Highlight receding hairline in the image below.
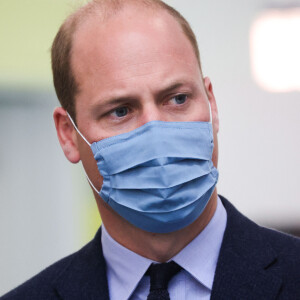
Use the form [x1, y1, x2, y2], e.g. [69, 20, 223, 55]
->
[69, 0, 182, 26]
[51, 0, 202, 122]
[68, 0, 201, 64]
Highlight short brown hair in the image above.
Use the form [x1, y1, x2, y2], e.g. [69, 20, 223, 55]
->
[51, 0, 202, 122]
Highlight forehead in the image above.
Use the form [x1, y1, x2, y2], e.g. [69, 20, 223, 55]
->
[71, 6, 200, 85]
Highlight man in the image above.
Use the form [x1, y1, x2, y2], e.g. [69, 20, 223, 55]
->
[2, 0, 300, 299]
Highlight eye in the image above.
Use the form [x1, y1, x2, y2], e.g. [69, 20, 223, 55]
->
[112, 106, 128, 118]
[170, 94, 188, 105]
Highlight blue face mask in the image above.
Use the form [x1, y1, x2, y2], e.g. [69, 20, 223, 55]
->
[68, 107, 218, 233]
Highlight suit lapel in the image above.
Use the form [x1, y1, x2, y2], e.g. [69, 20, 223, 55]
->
[53, 228, 110, 300]
[211, 196, 282, 300]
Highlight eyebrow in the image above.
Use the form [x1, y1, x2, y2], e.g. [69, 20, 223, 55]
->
[160, 82, 187, 95]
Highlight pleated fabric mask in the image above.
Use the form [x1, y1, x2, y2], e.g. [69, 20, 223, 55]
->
[67, 106, 218, 233]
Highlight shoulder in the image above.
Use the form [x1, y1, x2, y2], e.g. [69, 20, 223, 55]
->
[258, 224, 300, 274]
[217, 195, 300, 298]
[1, 249, 80, 299]
[245, 216, 300, 297]
[221, 195, 300, 263]
[260, 222, 300, 248]
[220, 194, 300, 248]
[0, 229, 108, 300]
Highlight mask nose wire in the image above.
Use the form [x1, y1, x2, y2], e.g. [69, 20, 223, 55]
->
[66, 112, 100, 194]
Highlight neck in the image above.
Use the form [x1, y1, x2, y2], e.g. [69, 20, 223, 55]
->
[97, 189, 218, 262]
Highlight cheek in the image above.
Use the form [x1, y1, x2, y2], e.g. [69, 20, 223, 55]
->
[79, 139, 104, 191]
[187, 101, 210, 122]
[212, 131, 219, 168]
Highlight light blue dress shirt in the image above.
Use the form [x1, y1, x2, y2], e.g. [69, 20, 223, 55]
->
[102, 197, 227, 300]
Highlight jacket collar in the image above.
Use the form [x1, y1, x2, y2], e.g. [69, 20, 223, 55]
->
[52, 196, 283, 299]
[211, 196, 282, 299]
[53, 228, 110, 300]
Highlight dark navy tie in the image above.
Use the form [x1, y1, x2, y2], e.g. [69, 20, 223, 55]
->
[146, 261, 182, 300]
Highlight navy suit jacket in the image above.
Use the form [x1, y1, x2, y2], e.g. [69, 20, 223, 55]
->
[2, 196, 300, 299]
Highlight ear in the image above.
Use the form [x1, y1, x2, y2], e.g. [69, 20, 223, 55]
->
[53, 107, 81, 163]
[204, 77, 219, 133]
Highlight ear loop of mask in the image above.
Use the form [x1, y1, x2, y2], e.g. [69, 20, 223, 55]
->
[66, 103, 212, 195]
[66, 112, 91, 147]
[208, 101, 213, 124]
[66, 112, 100, 194]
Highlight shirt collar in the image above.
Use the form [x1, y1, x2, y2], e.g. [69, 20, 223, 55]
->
[172, 196, 227, 290]
[101, 196, 227, 299]
[101, 225, 153, 300]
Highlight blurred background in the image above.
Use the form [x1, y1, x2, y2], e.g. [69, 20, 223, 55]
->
[0, 0, 299, 295]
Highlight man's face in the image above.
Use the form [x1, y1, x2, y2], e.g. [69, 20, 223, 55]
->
[70, 7, 218, 192]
